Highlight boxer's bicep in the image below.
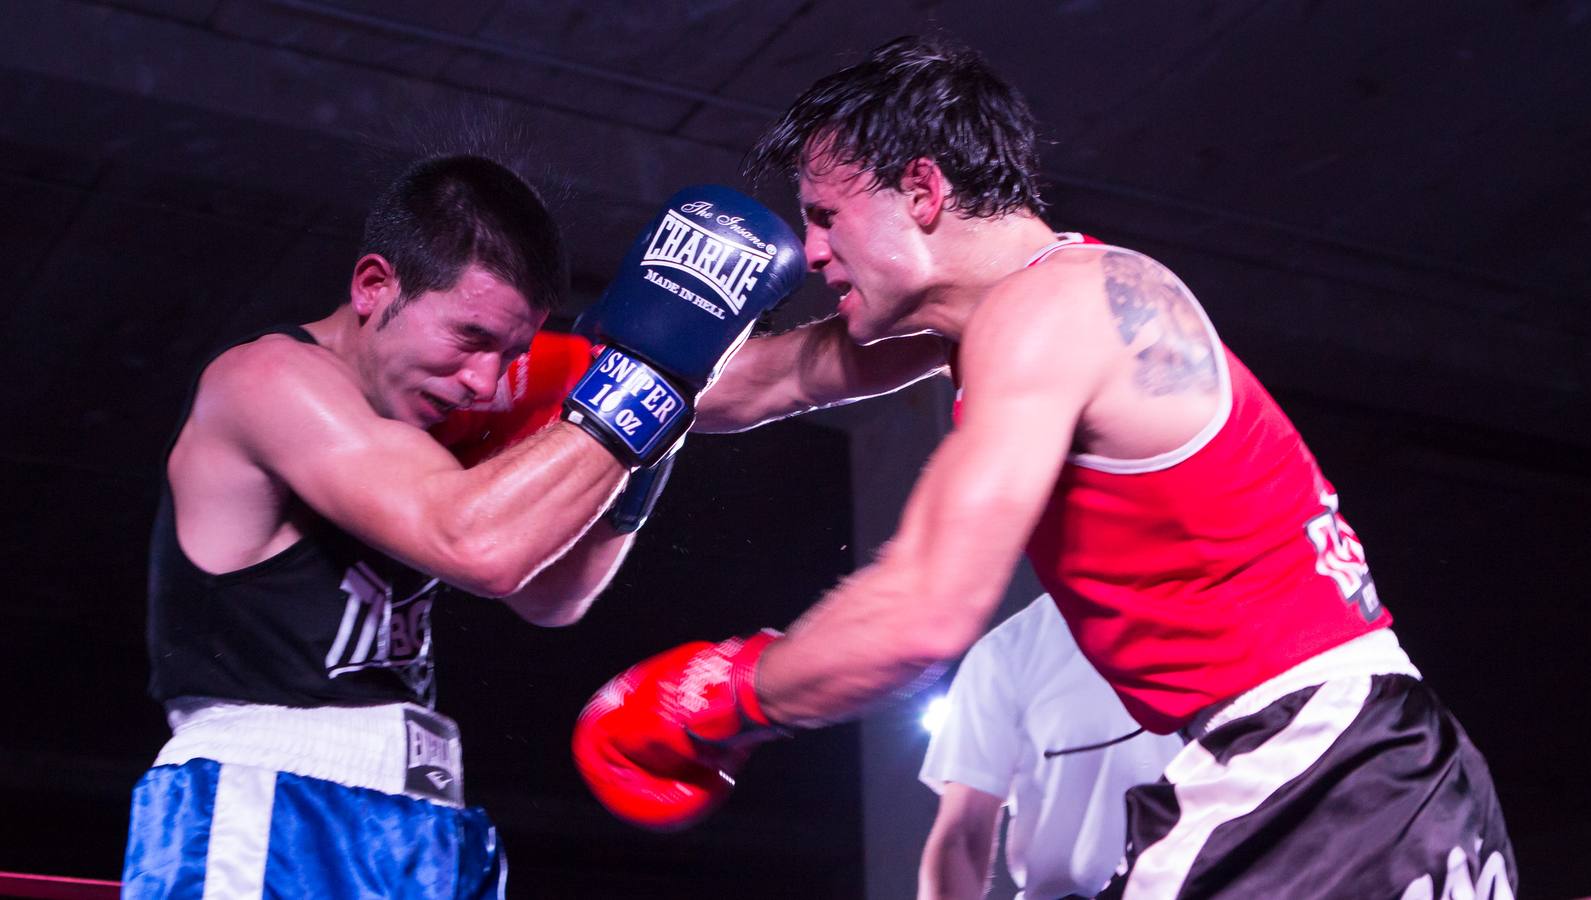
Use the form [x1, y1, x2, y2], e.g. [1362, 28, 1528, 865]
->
[884, 268, 1115, 651]
[220, 346, 623, 596]
[207, 340, 464, 559]
[757, 273, 1113, 725]
[829, 329, 949, 402]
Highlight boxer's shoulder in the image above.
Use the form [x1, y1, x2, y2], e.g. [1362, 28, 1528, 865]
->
[209, 330, 338, 378]
[1087, 246, 1214, 333]
[961, 258, 1118, 374]
[188, 333, 369, 453]
[202, 332, 355, 406]
[969, 244, 1218, 376]
[984, 248, 1110, 321]
[1019, 241, 1196, 307]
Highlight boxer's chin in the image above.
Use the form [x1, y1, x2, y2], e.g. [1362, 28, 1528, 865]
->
[837, 291, 878, 342]
[844, 308, 900, 347]
[841, 313, 871, 344]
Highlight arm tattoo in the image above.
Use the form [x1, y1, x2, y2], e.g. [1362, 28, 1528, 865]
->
[1101, 251, 1219, 397]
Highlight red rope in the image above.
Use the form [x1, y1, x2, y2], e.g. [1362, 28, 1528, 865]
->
[0, 871, 121, 900]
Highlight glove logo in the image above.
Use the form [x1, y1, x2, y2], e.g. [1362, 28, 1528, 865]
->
[678, 201, 780, 254]
[643, 208, 774, 315]
[678, 650, 732, 714]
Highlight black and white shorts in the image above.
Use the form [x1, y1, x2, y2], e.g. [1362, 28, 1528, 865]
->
[1098, 673, 1515, 899]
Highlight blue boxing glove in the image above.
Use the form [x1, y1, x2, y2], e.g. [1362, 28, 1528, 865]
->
[606, 448, 678, 534]
[564, 185, 803, 467]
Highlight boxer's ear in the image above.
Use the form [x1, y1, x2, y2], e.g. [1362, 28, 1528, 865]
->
[900, 158, 948, 229]
[350, 254, 399, 320]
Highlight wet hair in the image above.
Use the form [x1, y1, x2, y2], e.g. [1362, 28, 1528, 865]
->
[745, 34, 1044, 219]
[360, 155, 568, 325]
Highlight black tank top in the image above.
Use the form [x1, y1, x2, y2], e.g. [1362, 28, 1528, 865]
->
[146, 326, 444, 708]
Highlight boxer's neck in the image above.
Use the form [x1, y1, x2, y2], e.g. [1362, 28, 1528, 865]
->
[906, 211, 1060, 342]
[302, 305, 378, 401]
[302, 305, 355, 360]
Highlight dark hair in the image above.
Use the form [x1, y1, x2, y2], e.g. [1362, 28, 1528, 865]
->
[745, 35, 1044, 219]
[360, 155, 567, 323]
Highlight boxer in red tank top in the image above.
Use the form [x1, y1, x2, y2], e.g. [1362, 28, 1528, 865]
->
[943, 238, 1394, 736]
[575, 35, 1515, 899]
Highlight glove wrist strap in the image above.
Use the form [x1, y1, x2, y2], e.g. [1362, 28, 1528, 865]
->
[726, 630, 783, 731]
[683, 630, 791, 747]
[563, 346, 692, 467]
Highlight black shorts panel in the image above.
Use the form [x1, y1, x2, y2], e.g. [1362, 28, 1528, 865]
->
[1099, 675, 1515, 899]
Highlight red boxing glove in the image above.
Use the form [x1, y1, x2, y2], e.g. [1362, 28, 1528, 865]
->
[572, 630, 789, 831]
[431, 330, 593, 467]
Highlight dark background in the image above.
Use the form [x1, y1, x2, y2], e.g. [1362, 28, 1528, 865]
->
[1, 1, 1588, 897]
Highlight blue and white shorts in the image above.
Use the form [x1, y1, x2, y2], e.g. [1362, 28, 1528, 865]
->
[123, 699, 505, 899]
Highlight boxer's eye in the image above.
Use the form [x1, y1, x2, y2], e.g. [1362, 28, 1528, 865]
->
[453, 324, 497, 351]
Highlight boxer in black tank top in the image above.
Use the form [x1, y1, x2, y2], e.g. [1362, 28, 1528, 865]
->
[125, 155, 642, 900]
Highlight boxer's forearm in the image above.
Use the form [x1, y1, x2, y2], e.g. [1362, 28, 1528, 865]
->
[695, 320, 947, 433]
[434, 422, 626, 597]
[694, 321, 836, 432]
[500, 520, 634, 626]
[756, 554, 986, 726]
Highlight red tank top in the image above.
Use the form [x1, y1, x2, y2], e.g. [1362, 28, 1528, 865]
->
[956, 239, 1391, 733]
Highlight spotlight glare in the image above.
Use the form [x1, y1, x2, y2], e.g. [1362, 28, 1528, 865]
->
[921, 695, 949, 734]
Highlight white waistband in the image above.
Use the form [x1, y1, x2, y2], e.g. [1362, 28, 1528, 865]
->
[154, 697, 465, 807]
[1183, 629, 1421, 741]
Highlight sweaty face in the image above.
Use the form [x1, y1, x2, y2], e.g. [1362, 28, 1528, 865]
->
[367, 265, 543, 427]
[797, 158, 928, 343]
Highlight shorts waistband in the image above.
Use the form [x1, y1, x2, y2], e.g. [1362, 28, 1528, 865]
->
[154, 697, 465, 807]
[1182, 629, 1421, 742]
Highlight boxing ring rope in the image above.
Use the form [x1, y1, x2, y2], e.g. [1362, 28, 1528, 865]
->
[0, 872, 119, 900]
